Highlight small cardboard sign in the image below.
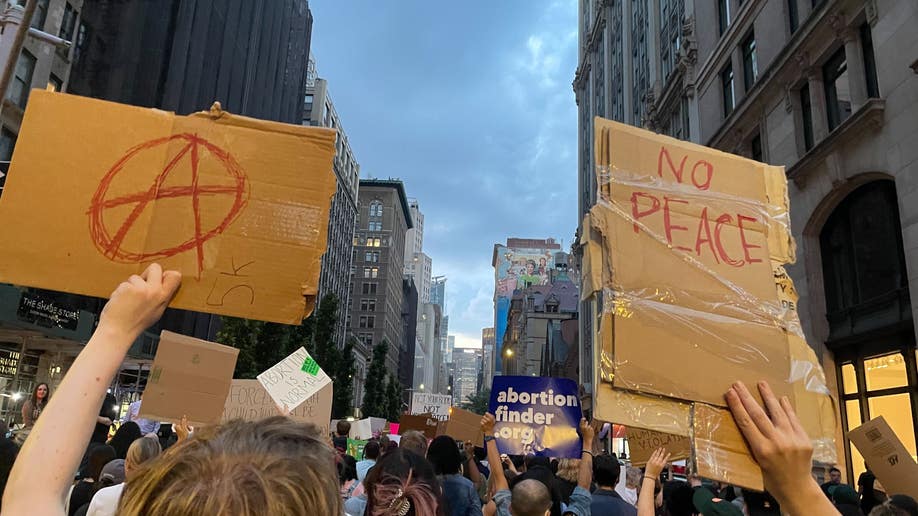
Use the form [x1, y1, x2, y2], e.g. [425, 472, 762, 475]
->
[848, 416, 918, 499]
[257, 347, 331, 412]
[399, 413, 439, 440]
[436, 406, 483, 447]
[349, 417, 388, 440]
[411, 392, 452, 421]
[0, 90, 337, 324]
[139, 330, 238, 427]
[221, 379, 332, 436]
[626, 428, 691, 466]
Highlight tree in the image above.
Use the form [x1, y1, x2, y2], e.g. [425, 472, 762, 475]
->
[361, 341, 389, 418]
[218, 318, 297, 379]
[460, 388, 490, 415]
[333, 337, 357, 419]
[384, 374, 402, 422]
[303, 293, 339, 375]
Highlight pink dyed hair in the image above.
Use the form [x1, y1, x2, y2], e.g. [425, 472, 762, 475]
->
[369, 470, 440, 516]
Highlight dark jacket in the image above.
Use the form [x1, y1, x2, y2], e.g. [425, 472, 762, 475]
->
[591, 488, 637, 516]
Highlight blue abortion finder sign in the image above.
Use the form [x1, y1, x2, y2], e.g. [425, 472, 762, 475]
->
[488, 376, 583, 458]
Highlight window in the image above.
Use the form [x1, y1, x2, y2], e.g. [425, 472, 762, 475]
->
[741, 32, 758, 90]
[360, 299, 376, 311]
[358, 333, 373, 347]
[823, 47, 851, 131]
[365, 251, 379, 263]
[800, 84, 814, 151]
[7, 50, 36, 109]
[362, 283, 378, 295]
[47, 74, 62, 93]
[787, 0, 799, 34]
[721, 64, 735, 117]
[58, 2, 77, 41]
[31, 0, 49, 29]
[750, 133, 763, 162]
[367, 237, 381, 247]
[368, 221, 382, 231]
[72, 22, 90, 64]
[369, 201, 383, 218]
[359, 316, 375, 329]
[363, 267, 378, 278]
[0, 127, 17, 161]
[305, 94, 313, 106]
[718, 0, 731, 35]
[860, 23, 879, 98]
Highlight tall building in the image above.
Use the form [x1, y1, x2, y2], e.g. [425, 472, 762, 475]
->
[575, 0, 918, 480]
[430, 276, 447, 313]
[453, 348, 482, 407]
[492, 238, 562, 375]
[481, 327, 495, 389]
[414, 302, 442, 392]
[400, 278, 418, 398]
[347, 179, 413, 395]
[303, 55, 360, 351]
[404, 200, 432, 304]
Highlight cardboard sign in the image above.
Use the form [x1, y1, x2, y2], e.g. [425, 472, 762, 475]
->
[626, 428, 691, 466]
[349, 417, 388, 440]
[488, 376, 582, 458]
[399, 414, 439, 440]
[411, 392, 452, 421]
[848, 417, 918, 499]
[221, 379, 332, 436]
[139, 330, 238, 427]
[436, 406, 483, 447]
[0, 90, 336, 324]
[257, 347, 332, 412]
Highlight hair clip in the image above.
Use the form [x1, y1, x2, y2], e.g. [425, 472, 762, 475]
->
[387, 488, 411, 516]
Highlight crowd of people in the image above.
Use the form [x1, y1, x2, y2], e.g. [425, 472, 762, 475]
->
[0, 264, 913, 516]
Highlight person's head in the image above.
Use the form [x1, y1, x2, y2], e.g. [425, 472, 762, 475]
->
[625, 466, 642, 489]
[338, 454, 358, 484]
[592, 454, 622, 489]
[110, 421, 142, 459]
[364, 440, 381, 461]
[365, 448, 443, 516]
[693, 487, 743, 516]
[741, 489, 781, 516]
[99, 459, 126, 487]
[526, 260, 536, 274]
[888, 495, 918, 516]
[829, 467, 842, 484]
[870, 505, 910, 516]
[426, 436, 462, 475]
[555, 458, 579, 484]
[663, 480, 696, 516]
[829, 485, 859, 506]
[337, 420, 351, 437]
[511, 479, 552, 516]
[399, 430, 428, 458]
[87, 444, 117, 482]
[125, 436, 161, 479]
[31, 383, 50, 406]
[119, 417, 341, 515]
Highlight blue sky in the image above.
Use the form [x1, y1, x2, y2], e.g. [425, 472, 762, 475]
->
[309, 1, 579, 348]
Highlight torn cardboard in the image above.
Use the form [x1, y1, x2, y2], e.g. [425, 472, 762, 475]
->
[0, 90, 336, 324]
[257, 347, 332, 412]
[139, 330, 238, 427]
[399, 414, 439, 440]
[221, 379, 332, 436]
[626, 428, 690, 466]
[436, 407, 484, 447]
[588, 117, 836, 490]
[848, 417, 918, 499]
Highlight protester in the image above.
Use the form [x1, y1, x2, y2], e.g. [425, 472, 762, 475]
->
[821, 466, 843, 497]
[638, 449, 672, 516]
[858, 464, 882, 514]
[358, 440, 381, 483]
[120, 398, 160, 436]
[592, 453, 637, 515]
[869, 495, 918, 516]
[335, 420, 352, 452]
[86, 436, 161, 516]
[339, 454, 359, 500]
[67, 445, 115, 516]
[508, 455, 565, 516]
[481, 412, 594, 516]
[553, 458, 578, 504]
[427, 435, 482, 516]
[617, 466, 640, 507]
[693, 486, 743, 516]
[462, 441, 487, 502]
[831, 485, 867, 516]
[16, 382, 51, 445]
[91, 393, 118, 445]
[0, 427, 18, 511]
[107, 421, 141, 460]
[741, 489, 781, 516]
[400, 430, 429, 458]
[364, 447, 446, 516]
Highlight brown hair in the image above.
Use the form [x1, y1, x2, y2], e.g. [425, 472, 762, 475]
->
[125, 436, 161, 476]
[118, 417, 341, 515]
[555, 458, 579, 484]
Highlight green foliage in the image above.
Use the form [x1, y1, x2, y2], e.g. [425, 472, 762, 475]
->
[217, 318, 297, 379]
[333, 337, 357, 418]
[361, 341, 389, 418]
[385, 373, 402, 422]
[460, 388, 491, 415]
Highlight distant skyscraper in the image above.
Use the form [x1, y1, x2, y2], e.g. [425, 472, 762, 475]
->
[430, 276, 447, 314]
[481, 327, 495, 389]
[453, 348, 482, 407]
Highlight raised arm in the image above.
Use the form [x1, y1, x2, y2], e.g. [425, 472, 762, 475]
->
[464, 440, 483, 487]
[2, 264, 181, 516]
[576, 418, 595, 490]
[638, 448, 670, 516]
[480, 413, 507, 492]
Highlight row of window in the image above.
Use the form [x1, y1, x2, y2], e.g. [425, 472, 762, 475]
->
[363, 267, 378, 278]
[353, 235, 383, 247]
[720, 30, 758, 117]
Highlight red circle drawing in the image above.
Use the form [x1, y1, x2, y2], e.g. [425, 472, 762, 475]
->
[88, 133, 249, 275]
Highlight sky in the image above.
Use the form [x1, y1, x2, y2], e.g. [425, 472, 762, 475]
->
[309, 1, 579, 349]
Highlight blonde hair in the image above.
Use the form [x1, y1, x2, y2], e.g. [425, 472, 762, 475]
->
[126, 436, 162, 473]
[556, 458, 580, 484]
[118, 417, 341, 516]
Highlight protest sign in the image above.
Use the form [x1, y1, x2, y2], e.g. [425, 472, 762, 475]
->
[139, 331, 238, 427]
[221, 379, 332, 436]
[349, 417, 388, 440]
[347, 438, 368, 460]
[0, 90, 336, 324]
[257, 347, 331, 412]
[848, 417, 918, 499]
[585, 117, 837, 489]
[626, 428, 691, 466]
[436, 406, 484, 447]
[411, 392, 452, 421]
[488, 376, 582, 458]
[399, 414, 439, 440]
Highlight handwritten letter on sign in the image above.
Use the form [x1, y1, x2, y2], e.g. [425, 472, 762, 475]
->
[257, 347, 331, 412]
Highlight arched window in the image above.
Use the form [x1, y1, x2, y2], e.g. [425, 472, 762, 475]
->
[369, 201, 383, 218]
